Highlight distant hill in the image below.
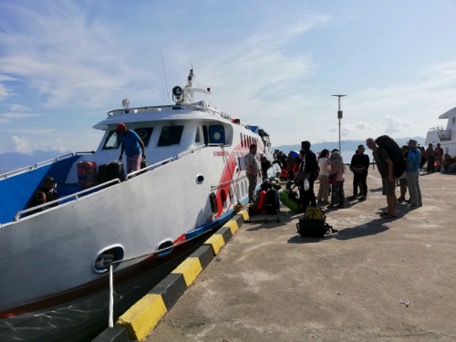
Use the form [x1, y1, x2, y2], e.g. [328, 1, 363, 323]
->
[274, 137, 426, 154]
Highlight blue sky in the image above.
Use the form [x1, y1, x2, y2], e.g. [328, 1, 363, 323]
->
[1, 0, 456, 154]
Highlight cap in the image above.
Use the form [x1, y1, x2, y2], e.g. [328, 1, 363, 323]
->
[117, 123, 127, 132]
[331, 148, 339, 153]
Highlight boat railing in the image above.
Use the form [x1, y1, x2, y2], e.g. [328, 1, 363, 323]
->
[211, 175, 247, 191]
[428, 126, 444, 131]
[14, 178, 121, 221]
[0, 151, 95, 179]
[13, 144, 208, 221]
[106, 103, 233, 121]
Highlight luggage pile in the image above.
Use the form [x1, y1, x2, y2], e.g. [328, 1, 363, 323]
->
[296, 206, 338, 238]
[251, 180, 281, 215]
[77, 161, 98, 188]
[97, 162, 125, 184]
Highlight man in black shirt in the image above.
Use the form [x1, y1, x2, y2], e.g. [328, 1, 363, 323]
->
[297, 141, 318, 211]
[349, 145, 370, 201]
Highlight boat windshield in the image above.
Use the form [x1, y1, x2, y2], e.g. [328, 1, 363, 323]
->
[102, 127, 153, 150]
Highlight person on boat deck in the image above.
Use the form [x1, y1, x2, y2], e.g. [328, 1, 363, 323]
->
[245, 144, 259, 203]
[366, 137, 397, 218]
[29, 176, 59, 214]
[117, 123, 146, 173]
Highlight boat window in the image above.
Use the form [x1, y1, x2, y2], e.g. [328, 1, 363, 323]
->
[134, 127, 154, 147]
[195, 127, 202, 143]
[209, 125, 225, 144]
[203, 125, 208, 145]
[158, 125, 184, 146]
[102, 131, 121, 150]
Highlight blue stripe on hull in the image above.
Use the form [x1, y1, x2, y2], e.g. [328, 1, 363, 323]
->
[185, 209, 235, 240]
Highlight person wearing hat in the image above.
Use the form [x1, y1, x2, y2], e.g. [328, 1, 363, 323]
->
[349, 144, 370, 201]
[406, 139, 422, 208]
[117, 123, 146, 174]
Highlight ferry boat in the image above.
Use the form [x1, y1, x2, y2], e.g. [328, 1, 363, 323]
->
[0, 69, 273, 341]
[425, 106, 456, 156]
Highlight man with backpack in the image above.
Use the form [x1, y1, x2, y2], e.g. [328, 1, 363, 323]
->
[366, 137, 397, 218]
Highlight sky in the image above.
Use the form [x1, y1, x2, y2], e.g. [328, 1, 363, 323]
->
[1, 0, 456, 155]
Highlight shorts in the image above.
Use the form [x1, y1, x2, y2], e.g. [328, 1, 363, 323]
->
[382, 177, 396, 196]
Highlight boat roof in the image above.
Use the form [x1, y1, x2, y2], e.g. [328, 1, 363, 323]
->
[439, 106, 456, 119]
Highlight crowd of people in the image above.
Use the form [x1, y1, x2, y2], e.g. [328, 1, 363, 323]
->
[262, 138, 453, 218]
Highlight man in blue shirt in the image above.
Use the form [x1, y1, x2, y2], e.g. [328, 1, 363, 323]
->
[117, 123, 146, 173]
[406, 139, 422, 207]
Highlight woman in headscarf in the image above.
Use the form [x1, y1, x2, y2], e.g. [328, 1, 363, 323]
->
[327, 149, 345, 208]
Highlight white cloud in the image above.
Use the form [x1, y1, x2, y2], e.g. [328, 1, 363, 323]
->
[9, 104, 31, 112]
[9, 136, 32, 153]
[7, 134, 67, 153]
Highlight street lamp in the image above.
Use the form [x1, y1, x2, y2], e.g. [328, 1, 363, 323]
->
[331, 94, 346, 153]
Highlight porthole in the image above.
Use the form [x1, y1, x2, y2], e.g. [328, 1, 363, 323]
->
[93, 245, 124, 274]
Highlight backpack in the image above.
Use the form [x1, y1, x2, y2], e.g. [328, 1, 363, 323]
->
[374, 135, 406, 178]
[264, 188, 280, 214]
[296, 206, 338, 238]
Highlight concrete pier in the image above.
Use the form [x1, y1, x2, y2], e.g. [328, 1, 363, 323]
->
[147, 171, 456, 341]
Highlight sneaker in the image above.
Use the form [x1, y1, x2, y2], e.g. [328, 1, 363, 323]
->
[397, 197, 405, 202]
[358, 196, 366, 201]
[348, 195, 357, 200]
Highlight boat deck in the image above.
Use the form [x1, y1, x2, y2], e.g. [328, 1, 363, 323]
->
[101, 170, 456, 341]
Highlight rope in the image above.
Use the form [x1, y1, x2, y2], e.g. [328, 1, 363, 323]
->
[109, 265, 114, 328]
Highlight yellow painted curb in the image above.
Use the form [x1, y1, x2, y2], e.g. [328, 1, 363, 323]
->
[171, 257, 203, 286]
[204, 233, 225, 255]
[116, 293, 167, 341]
[223, 220, 239, 235]
[238, 209, 249, 221]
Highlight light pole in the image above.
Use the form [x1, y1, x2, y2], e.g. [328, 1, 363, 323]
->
[331, 94, 346, 153]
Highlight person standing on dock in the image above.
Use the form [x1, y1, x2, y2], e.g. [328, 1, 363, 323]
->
[297, 141, 318, 211]
[406, 139, 422, 208]
[349, 145, 370, 201]
[245, 144, 259, 203]
[366, 138, 397, 218]
[117, 123, 146, 174]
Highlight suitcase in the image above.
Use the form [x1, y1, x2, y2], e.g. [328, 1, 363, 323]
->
[280, 190, 300, 212]
[97, 162, 125, 183]
[77, 161, 97, 188]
